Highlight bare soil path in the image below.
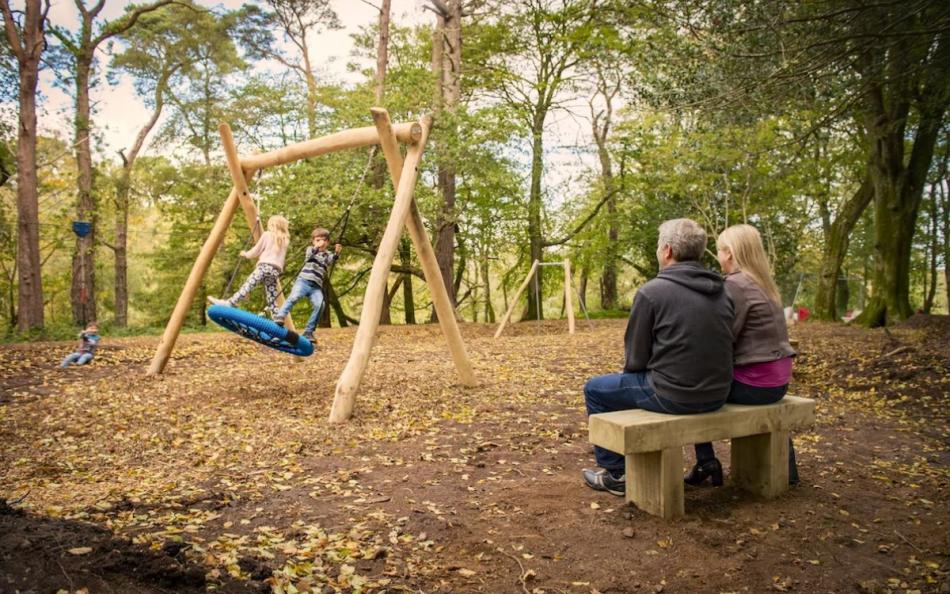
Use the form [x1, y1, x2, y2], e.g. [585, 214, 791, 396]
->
[1, 317, 947, 593]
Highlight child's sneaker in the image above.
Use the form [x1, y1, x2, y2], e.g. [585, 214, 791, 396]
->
[274, 318, 285, 327]
[207, 296, 230, 306]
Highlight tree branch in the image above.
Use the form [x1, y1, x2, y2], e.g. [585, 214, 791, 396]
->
[93, 0, 175, 47]
[542, 188, 620, 247]
[0, 0, 23, 60]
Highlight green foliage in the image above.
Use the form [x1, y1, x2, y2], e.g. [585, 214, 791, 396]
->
[5, 0, 947, 337]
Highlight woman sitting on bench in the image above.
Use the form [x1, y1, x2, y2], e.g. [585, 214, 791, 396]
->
[685, 224, 799, 487]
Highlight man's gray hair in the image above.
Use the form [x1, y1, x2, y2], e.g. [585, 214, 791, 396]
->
[657, 218, 707, 262]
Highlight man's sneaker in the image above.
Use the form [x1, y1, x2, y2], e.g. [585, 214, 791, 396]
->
[274, 318, 285, 327]
[302, 331, 315, 343]
[207, 296, 230, 307]
[582, 468, 625, 496]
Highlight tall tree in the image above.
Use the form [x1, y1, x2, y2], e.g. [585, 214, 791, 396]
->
[50, 0, 175, 326]
[108, 2, 204, 326]
[852, 5, 950, 325]
[428, 0, 462, 312]
[158, 7, 249, 164]
[2, 0, 51, 331]
[658, 0, 950, 325]
[470, 0, 597, 320]
[589, 61, 622, 310]
[246, 0, 341, 139]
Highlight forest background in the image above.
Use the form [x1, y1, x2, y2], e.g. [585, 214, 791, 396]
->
[1, 0, 948, 340]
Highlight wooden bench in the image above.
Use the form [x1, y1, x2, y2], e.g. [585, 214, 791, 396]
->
[588, 395, 816, 519]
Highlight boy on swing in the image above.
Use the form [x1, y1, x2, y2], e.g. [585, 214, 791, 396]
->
[275, 227, 341, 345]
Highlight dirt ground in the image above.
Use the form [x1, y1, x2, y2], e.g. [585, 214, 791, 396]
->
[0, 316, 947, 594]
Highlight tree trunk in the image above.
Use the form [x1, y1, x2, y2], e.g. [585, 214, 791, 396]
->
[600, 197, 618, 310]
[400, 238, 414, 323]
[481, 251, 494, 323]
[113, 75, 168, 328]
[4, 0, 47, 331]
[71, 48, 98, 326]
[115, 191, 129, 326]
[579, 262, 589, 310]
[525, 123, 545, 320]
[924, 186, 939, 313]
[591, 74, 620, 310]
[432, 0, 461, 315]
[855, 27, 949, 326]
[814, 177, 873, 320]
[858, 107, 945, 326]
[321, 278, 350, 328]
[942, 170, 950, 313]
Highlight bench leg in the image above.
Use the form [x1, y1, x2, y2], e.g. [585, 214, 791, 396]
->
[626, 447, 684, 519]
[731, 430, 789, 498]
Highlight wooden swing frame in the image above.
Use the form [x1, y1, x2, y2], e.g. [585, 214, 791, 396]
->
[147, 108, 476, 423]
[494, 259, 576, 338]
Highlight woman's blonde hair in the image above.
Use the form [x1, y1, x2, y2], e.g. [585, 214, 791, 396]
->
[267, 215, 290, 251]
[717, 224, 782, 304]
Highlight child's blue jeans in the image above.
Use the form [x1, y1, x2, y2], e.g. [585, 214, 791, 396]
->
[60, 352, 93, 367]
[276, 278, 324, 334]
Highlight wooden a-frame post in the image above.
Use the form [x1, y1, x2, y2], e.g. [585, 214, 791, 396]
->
[148, 109, 475, 425]
[329, 109, 476, 423]
[494, 259, 576, 338]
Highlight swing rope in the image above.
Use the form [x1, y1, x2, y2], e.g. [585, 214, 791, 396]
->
[330, 145, 378, 242]
[221, 191, 264, 297]
[219, 145, 376, 302]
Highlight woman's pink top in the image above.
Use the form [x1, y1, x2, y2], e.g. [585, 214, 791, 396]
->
[244, 231, 287, 271]
[733, 356, 793, 388]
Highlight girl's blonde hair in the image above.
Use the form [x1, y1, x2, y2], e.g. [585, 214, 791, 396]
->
[717, 224, 782, 304]
[267, 215, 290, 251]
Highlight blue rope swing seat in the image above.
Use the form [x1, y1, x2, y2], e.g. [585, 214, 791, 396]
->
[207, 305, 313, 357]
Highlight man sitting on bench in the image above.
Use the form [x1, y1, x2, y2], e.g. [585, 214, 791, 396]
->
[582, 218, 734, 496]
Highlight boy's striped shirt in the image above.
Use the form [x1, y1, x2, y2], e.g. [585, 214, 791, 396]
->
[298, 246, 338, 287]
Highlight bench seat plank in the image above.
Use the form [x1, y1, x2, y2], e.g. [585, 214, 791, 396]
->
[589, 395, 815, 455]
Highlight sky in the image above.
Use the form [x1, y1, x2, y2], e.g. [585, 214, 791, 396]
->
[33, 0, 597, 192]
[38, 0, 433, 155]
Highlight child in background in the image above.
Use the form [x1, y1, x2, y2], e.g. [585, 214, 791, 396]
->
[274, 227, 341, 344]
[208, 215, 290, 317]
[59, 322, 100, 367]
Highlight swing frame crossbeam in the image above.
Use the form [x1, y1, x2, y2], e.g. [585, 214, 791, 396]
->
[147, 109, 476, 423]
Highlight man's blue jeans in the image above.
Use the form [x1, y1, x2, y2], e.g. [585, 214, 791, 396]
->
[584, 372, 725, 471]
[276, 278, 324, 334]
[60, 352, 93, 367]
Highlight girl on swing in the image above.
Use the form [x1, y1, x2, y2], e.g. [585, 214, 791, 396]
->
[208, 215, 290, 318]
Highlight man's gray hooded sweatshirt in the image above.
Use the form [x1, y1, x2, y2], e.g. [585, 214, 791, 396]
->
[624, 261, 734, 405]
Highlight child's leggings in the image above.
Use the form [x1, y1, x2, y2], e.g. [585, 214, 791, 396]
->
[229, 263, 281, 313]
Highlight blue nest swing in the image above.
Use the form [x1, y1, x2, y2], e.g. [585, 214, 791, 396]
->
[207, 305, 313, 357]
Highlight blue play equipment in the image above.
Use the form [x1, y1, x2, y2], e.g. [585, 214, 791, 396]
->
[207, 305, 313, 357]
[72, 220, 93, 237]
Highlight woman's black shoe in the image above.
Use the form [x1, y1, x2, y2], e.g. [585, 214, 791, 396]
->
[684, 458, 724, 486]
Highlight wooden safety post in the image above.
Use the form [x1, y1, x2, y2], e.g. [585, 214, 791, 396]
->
[494, 258, 578, 338]
[493, 260, 540, 338]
